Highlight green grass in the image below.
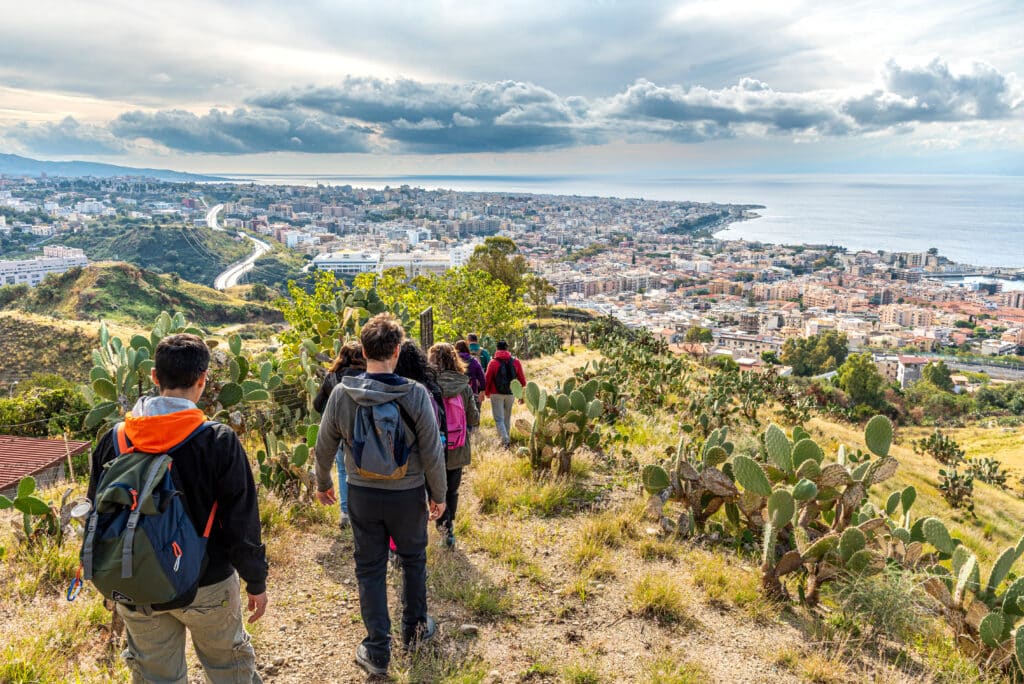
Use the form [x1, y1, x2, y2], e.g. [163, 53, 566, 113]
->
[563, 662, 602, 683]
[428, 547, 513, 620]
[688, 550, 779, 624]
[643, 656, 713, 684]
[473, 451, 595, 517]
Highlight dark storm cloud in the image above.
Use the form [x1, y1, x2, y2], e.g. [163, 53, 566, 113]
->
[108, 108, 373, 154]
[6, 116, 126, 155]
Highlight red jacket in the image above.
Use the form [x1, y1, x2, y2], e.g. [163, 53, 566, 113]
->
[484, 350, 526, 396]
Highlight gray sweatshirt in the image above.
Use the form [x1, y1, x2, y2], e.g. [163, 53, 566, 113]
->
[314, 373, 447, 502]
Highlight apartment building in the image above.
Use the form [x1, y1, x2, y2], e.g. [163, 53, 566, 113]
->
[0, 250, 88, 287]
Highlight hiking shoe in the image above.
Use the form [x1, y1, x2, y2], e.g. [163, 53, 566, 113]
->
[355, 643, 388, 676]
[403, 615, 437, 649]
[444, 529, 456, 548]
[338, 512, 350, 530]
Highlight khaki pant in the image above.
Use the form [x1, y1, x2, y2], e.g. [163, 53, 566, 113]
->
[117, 573, 262, 684]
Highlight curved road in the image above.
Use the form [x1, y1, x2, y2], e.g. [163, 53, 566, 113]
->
[207, 204, 272, 290]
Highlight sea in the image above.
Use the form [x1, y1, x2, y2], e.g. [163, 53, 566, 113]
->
[221, 173, 1024, 270]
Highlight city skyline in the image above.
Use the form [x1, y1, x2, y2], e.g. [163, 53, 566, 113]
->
[1, 1, 1022, 176]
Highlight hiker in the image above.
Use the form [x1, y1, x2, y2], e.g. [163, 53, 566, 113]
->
[428, 342, 480, 547]
[466, 333, 491, 371]
[454, 339, 486, 408]
[312, 340, 366, 530]
[314, 313, 447, 678]
[84, 333, 268, 684]
[484, 340, 527, 449]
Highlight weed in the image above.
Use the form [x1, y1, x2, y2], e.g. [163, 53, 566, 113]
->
[689, 551, 777, 623]
[637, 539, 678, 561]
[473, 451, 592, 517]
[468, 524, 545, 582]
[429, 548, 512, 620]
[644, 656, 712, 684]
[830, 567, 930, 644]
[563, 662, 602, 683]
[630, 571, 695, 626]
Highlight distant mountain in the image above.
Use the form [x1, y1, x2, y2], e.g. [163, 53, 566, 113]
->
[0, 153, 227, 182]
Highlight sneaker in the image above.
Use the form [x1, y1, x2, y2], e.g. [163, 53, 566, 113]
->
[338, 512, 350, 530]
[444, 529, 456, 548]
[354, 643, 388, 676]
[403, 615, 437, 649]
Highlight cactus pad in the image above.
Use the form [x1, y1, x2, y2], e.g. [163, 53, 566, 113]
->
[792, 438, 825, 467]
[641, 464, 671, 494]
[792, 479, 818, 501]
[864, 415, 893, 457]
[839, 528, 866, 562]
[768, 490, 795, 528]
[764, 424, 793, 472]
[733, 456, 772, 497]
[1002, 577, 1024, 617]
[796, 459, 822, 481]
[816, 463, 852, 489]
[922, 517, 956, 555]
[979, 612, 1005, 648]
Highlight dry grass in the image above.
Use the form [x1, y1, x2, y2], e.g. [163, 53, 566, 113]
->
[688, 550, 779, 624]
[630, 571, 697, 626]
[807, 415, 1024, 564]
[643, 655, 715, 684]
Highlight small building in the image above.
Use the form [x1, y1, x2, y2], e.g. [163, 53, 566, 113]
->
[897, 355, 929, 389]
[0, 436, 91, 498]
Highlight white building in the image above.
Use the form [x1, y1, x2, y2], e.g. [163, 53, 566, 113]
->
[0, 253, 89, 287]
[312, 251, 381, 276]
[448, 241, 480, 268]
[380, 251, 451, 277]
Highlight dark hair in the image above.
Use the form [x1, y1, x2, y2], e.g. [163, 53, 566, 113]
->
[361, 313, 405, 361]
[496, 340, 508, 351]
[454, 339, 470, 354]
[395, 340, 439, 393]
[466, 333, 479, 342]
[329, 340, 365, 374]
[154, 333, 209, 390]
[428, 343, 466, 374]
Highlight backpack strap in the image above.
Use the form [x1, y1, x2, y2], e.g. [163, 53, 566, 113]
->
[113, 423, 134, 456]
[121, 455, 169, 579]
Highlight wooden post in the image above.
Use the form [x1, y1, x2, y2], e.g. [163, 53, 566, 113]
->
[63, 432, 74, 480]
[419, 307, 434, 349]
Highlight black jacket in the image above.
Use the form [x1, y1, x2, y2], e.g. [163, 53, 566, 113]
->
[87, 422, 268, 604]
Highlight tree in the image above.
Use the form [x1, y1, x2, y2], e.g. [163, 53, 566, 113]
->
[922, 361, 954, 392]
[781, 330, 849, 377]
[467, 236, 529, 298]
[836, 352, 885, 408]
[761, 350, 780, 365]
[685, 327, 714, 343]
[522, 273, 555, 317]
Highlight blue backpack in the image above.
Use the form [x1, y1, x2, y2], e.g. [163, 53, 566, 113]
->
[351, 401, 413, 480]
[80, 421, 217, 608]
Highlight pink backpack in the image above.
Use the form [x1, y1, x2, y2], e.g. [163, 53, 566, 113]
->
[443, 395, 467, 449]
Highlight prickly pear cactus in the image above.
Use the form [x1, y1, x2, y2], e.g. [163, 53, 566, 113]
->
[512, 378, 602, 476]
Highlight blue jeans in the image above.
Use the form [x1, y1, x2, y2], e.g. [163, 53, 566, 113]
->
[490, 393, 514, 445]
[334, 448, 349, 515]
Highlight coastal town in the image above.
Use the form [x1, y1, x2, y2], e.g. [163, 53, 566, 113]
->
[2, 175, 1023, 387]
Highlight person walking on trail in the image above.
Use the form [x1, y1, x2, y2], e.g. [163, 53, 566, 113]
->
[484, 340, 527, 449]
[428, 342, 480, 547]
[454, 339, 486, 409]
[85, 333, 268, 684]
[312, 340, 366, 531]
[466, 333, 491, 371]
[314, 313, 447, 678]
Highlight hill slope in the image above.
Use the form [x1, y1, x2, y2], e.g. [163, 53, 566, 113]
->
[59, 223, 250, 287]
[0, 312, 98, 385]
[1, 263, 282, 326]
[0, 153, 225, 181]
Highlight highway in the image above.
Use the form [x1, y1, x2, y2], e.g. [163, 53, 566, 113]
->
[207, 204, 273, 290]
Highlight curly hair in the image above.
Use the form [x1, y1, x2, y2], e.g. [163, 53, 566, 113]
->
[428, 343, 467, 374]
[329, 340, 365, 374]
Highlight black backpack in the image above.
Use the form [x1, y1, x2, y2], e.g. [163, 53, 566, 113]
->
[494, 358, 516, 394]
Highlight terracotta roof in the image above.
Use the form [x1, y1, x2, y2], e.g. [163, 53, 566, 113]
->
[0, 435, 91, 492]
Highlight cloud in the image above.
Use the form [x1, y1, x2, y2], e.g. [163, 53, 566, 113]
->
[108, 108, 374, 154]
[842, 58, 1022, 127]
[3, 58, 1020, 158]
[5, 116, 127, 155]
[251, 77, 583, 153]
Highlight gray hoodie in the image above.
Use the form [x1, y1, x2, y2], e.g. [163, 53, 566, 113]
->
[314, 374, 447, 501]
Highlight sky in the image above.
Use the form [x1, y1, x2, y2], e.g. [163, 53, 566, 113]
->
[0, 0, 1022, 176]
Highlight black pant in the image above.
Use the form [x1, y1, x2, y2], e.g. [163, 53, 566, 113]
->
[436, 467, 463, 532]
[348, 484, 428, 662]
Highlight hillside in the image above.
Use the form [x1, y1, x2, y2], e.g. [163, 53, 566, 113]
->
[0, 312, 98, 385]
[0, 263, 282, 327]
[59, 223, 251, 287]
[0, 153, 226, 182]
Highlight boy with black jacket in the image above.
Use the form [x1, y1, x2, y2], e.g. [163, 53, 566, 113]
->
[315, 313, 447, 677]
[86, 334, 268, 684]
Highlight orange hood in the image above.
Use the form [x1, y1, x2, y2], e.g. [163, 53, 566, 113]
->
[123, 408, 207, 453]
